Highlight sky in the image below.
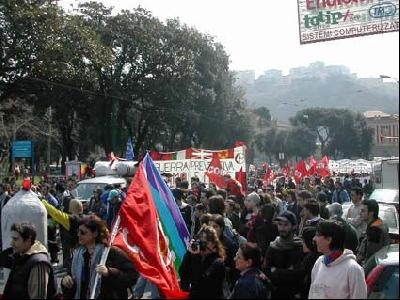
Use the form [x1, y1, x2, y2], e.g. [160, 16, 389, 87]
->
[61, 0, 400, 79]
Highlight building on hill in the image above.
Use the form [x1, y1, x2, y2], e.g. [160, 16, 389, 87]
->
[235, 70, 255, 88]
[363, 110, 399, 157]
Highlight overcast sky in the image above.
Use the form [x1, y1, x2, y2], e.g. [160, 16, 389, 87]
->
[61, 0, 400, 79]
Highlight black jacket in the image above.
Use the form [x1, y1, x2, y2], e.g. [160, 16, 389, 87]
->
[0, 242, 54, 299]
[179, 252, 225, 299]
[264, 236, 304, 299]
[63, 246, 138, 299]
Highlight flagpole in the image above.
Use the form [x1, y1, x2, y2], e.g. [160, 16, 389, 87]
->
[90, 215, 121, 299]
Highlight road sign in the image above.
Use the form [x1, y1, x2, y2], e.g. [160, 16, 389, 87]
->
[12, 140, 33, 158]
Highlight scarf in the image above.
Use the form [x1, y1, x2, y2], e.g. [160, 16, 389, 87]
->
[72, 244, 105, 299]
[323, 249, 343, 266]
[270, 234, 303, 250]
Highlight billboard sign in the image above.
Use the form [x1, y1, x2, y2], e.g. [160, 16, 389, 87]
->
[297, 0, 399, 44]
[12, 140, 33, 158]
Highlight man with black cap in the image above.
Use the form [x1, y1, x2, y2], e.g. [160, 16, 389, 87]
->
[263, 210, 303, 299]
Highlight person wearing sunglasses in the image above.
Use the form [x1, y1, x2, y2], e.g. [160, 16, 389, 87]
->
[61, 215, 138, 299]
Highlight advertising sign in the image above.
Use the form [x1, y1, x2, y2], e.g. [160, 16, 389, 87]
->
[297, 0, 399, 44]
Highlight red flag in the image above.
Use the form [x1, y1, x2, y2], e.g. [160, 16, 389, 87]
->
[206, 152, 226, 189]
[235, 167, 246, 193]
[112, 166, 188, 299]
[263, 164, 275, 185]
[295, 160, 309, 183]
[308, 156, 318, 175]
[318, 155, 331, 177]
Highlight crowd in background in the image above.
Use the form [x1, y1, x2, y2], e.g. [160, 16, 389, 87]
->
[0, 169, 392, 299]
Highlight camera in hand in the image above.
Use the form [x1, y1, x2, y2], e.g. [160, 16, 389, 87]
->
[191, 239, 207, 251]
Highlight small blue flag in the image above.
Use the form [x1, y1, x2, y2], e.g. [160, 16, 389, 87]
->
[126, 137, 135, 161]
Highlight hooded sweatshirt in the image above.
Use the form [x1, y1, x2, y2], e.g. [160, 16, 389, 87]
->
[309, 249, 367, 299]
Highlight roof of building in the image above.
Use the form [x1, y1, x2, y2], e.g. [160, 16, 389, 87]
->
[363, 110, 392, 118]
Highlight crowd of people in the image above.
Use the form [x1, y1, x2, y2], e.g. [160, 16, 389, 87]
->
[0, 169, 393, 299]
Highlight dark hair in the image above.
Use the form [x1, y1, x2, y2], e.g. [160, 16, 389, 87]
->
[206, 189, 217, 198]
[200, 213, 213, 226]
[351, 186, 363, 197]
[11, 222, 37, 245]
[261, 203, 276, 222]
[302, 226, 318, 252]
[316, 220, 346, 250]
[287, 190, 297, 202]
[79, 215, 110, 245]
[208, 195, 226, 215]
[195, 203, 207, 212]
[362, 199, 379, 219]
[298, 190, 312, 201]
[180, 180, 189, 189]
[240, 242, 263, 268]
[210, 214, 225, 230]
[216, 189, 227, 199]
[226, 199, 240, 213]
[266, 184, 274, 191]
[304, 200, 320, 217]
[317, 191, 327, 203]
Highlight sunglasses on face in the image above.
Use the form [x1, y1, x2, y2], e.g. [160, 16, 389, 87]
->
[78, 229, 89, 236]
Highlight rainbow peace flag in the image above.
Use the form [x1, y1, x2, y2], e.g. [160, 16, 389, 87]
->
[143, 153, 190, 270]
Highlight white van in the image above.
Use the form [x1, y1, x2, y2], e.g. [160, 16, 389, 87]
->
[74, 175, 127, 204]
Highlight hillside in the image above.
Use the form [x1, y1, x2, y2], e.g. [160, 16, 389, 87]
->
[241, 72, 399, 121]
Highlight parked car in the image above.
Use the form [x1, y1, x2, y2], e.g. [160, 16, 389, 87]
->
[74, 175, 127, 210]
[342, 202, 399, 243]
[369, 189, 399, 212]
[364, 244, 399, 299]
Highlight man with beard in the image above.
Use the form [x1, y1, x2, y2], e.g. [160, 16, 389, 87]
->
[263, 211, 303, 299]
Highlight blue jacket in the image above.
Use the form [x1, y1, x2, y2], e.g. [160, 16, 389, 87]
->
[229, 268, 270, 299]
[332, 188, 350, 204]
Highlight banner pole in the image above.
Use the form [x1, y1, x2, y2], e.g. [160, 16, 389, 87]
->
[90, 215, 121, 299]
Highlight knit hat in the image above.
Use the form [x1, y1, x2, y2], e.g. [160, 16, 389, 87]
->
[107, 189, 119, 201]
[246, 192, 261, 205]
[275, 210, 297, 226]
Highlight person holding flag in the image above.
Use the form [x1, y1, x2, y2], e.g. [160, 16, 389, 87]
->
[61, 215, 138, 299]
[111, 153, 190, 299]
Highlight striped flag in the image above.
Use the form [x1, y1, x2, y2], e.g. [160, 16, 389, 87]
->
[112, 153, 190, 299]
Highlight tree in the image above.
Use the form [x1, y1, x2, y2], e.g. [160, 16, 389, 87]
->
[290, 108, 374, 159]
[253, 106, 272, 128]
[286, 126, 317, 159]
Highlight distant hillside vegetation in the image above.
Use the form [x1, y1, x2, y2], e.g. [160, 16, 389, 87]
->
[243, 74, 399, 121]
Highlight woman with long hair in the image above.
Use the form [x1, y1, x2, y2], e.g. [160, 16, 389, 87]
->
[61, 215, 138, 299]
[179, 225, 226, 299]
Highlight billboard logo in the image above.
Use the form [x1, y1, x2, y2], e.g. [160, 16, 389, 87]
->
[369, 2, 397, 18]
